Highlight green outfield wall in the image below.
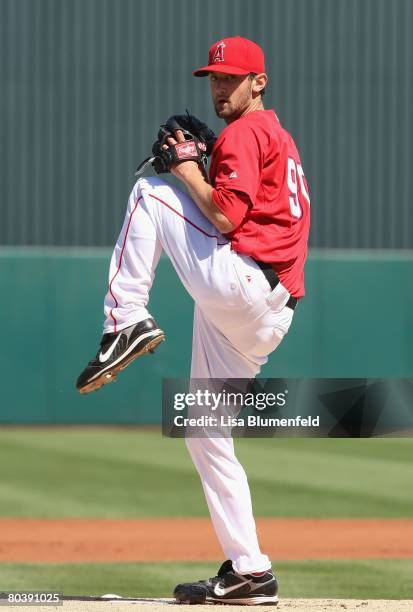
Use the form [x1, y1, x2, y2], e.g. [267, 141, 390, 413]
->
[1, 0, 413, 249]
[0, 248, 411, 424]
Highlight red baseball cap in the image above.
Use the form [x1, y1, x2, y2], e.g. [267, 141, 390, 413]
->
[193, 36, 265, 77]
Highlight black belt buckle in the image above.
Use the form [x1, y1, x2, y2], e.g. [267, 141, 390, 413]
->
[253, 259, 297, 311]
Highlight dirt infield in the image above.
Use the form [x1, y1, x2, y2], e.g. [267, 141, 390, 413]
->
[11, 599, 413, 611]
[0, 518, 412, 562]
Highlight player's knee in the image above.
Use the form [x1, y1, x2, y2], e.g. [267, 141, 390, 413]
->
[134, 176, 167, 194]
[184, 435, 197, 456]
[184, 436, 209, 463]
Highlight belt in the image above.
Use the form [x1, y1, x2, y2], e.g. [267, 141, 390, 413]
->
[253, 260, 298, 310]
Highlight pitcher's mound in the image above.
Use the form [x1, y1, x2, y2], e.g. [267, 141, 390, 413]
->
[34, 598, 413, 612]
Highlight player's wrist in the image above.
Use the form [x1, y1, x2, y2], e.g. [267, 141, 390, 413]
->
[171, 161, 204, 181]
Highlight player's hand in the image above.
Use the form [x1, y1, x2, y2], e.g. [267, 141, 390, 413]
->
[162, 129, 185, 149]
[162, 130, 203, 179]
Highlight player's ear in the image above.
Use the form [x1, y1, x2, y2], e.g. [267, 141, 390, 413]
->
[251, 73, 267, 96]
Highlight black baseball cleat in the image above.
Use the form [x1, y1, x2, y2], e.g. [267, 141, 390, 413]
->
[76, 317, 165, 394]
[173, 560, 278, 606]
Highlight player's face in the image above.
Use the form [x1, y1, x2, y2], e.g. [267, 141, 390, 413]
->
[209, 72, 254, 122]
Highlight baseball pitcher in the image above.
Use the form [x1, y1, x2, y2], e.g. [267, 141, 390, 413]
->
[77, 36, 310, 605]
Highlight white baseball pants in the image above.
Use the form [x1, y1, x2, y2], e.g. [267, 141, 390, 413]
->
[103, 177, 295, 574]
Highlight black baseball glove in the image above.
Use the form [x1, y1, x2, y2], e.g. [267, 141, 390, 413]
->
[135, 112, 217, 176]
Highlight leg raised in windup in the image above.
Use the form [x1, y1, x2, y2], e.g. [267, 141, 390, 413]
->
[76, 317, 165, 394]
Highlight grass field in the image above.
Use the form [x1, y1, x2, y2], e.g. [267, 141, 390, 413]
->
[1, 561, 413, 600]
[0, 428, 412, 518]
[0, 428, 412, 599]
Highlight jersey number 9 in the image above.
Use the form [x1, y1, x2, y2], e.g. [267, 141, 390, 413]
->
[287, 157, 310, 219]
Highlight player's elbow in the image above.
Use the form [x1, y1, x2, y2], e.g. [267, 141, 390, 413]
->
[211, 187, 249, 234]
[213, 213, 236, 234]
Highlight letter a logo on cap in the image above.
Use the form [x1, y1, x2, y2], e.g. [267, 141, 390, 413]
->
[212, 41, 225, 63]
[193, 36, 265, 77]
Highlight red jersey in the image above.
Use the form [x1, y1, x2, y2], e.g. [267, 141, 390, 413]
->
[209, 109, 310, 298]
